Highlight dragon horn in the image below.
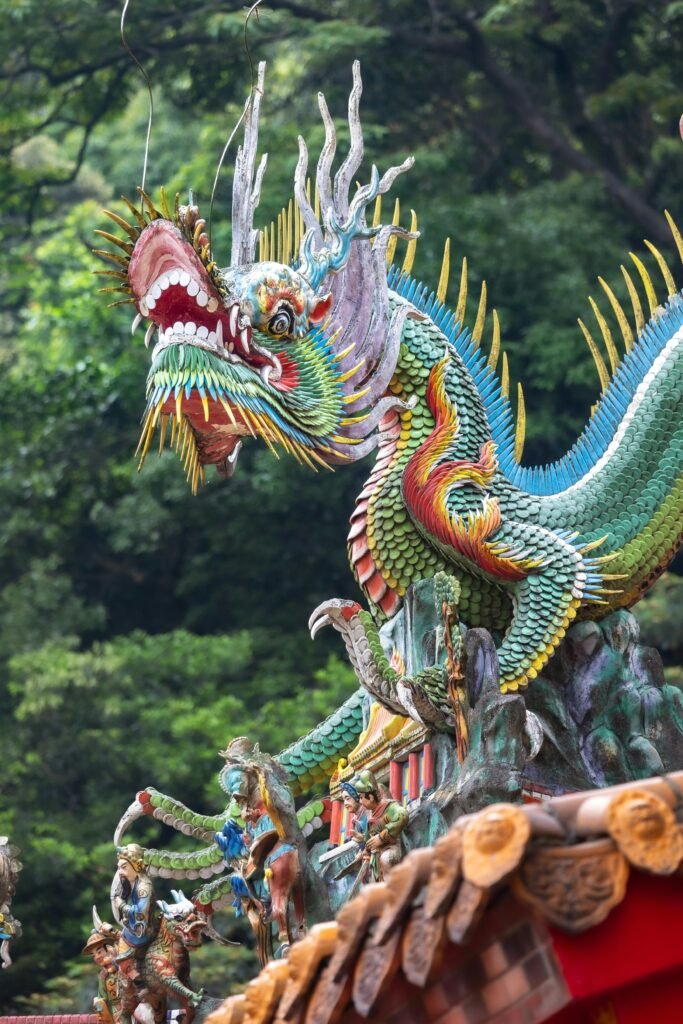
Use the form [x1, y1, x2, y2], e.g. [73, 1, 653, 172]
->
[92, 905, 103, 930]
[201, 918, 240, 947]
[231, 63, 268, 265]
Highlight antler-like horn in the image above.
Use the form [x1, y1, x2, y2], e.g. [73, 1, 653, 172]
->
[231, 62, 268, 265]
[298, 166, 382, 291]
[92, 905, 103, 930]
[293, 62, 417, 465]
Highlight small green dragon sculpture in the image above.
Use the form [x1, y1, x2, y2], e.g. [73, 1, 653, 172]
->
[99, 63, 682, 795]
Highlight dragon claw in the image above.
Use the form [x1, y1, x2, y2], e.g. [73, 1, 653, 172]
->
[309, 613, 332, 640]
[308, 599, 362, 638]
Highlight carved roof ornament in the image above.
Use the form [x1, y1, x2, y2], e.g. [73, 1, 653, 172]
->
[204, 775, 683, 1024]
[511, 837, 629, 933]
[423, 823, 464, 919]
[462, 803, 531, 888]
[605, 788, 683, 874]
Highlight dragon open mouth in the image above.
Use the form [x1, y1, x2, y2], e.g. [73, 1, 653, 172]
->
[126, 219, 291, 485]
[96, 162, 405, 493]
[129, 220, 281, 380]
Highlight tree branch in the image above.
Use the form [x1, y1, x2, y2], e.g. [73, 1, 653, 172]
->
[406, 14, 670, 244]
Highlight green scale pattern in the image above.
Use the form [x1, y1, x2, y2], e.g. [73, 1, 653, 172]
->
[349, 293, 682, 691]
[277, 688, 366, 794]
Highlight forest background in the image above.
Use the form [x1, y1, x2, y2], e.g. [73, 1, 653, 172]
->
[1, 0, 682, 1012]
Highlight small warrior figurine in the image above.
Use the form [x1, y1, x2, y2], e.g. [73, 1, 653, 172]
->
[82, 921, 120, 1024]
[354, 769, 408, 883]
[112, 843, 157, 976]
[215, 738, 306, 960]
[340, 780, 368, 844]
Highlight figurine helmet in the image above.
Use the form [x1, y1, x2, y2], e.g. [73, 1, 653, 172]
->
[353, 769, 379, 796]
[116, 843, 146, 873]
[81, 929, 116, 956]
[340, 781, 359, 801]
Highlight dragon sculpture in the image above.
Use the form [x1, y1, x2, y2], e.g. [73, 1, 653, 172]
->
[97, 61, 682, 704]
[103, 63, 682, 889]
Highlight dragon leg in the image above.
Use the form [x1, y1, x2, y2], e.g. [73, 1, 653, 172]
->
[146, 957, 203, 1023]
[493, 521, 618, 692]
[309, 598, 453, 727]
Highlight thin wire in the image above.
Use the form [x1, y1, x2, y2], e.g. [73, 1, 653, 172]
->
[208, 0, 264, 248]
[120, 0, 154, 202]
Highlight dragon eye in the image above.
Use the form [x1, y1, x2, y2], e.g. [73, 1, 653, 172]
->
[269, 306, 294, 336]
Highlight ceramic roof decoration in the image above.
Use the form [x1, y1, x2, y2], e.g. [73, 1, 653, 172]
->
[202, 773, 683, 1024]
[92, 56, 683, 1021]
[0, 837, 22, 970]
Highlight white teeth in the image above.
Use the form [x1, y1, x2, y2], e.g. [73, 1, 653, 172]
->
[150, 282, 162, 299]
[228, 342, 235, 353]
[240, 328, 250, 351]
[230, 305, 239, 336]
[186, 322, 196, 336]
[197, 325, 209, 339]
[207, 297, 218, 312]
[159, 276, 170, 291]
[144, 322, 155, 348]
[187, 280, 199, 297]
[165, 326, 174, 338]
[131, 313, 142, 335]
[260, 366, 272, 386]
[169, 270, 180, 285]
[179, 271, 190, 287]
[146, 295, 157, 310]
[173, 321, 184, 334]
[140, 300, 149, 316]
[197, 290, 208, 307]
[216, 321, 223, 347]
[208, 331, 217, 346]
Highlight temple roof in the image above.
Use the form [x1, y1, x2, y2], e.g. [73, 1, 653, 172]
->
[206, 771, 683, 1024]
[331, 702, 426, 797]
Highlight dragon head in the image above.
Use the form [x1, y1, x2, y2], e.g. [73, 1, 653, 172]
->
[97, 63, 417, 490]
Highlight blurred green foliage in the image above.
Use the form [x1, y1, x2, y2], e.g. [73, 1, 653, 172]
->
[0, 0, 681, 1010]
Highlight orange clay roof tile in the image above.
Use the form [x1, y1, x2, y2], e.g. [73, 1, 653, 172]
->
[206, 772, 683, 1024]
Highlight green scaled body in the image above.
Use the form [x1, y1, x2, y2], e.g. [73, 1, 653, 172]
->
[348, 277, 683, 691]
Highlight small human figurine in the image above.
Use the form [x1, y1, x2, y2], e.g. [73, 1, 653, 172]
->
[112, 844, 157, 976]
[332, 780, 369, 884]
[82, 924, 120, 1024]
[354, 769, 408, 883]
[340, 780, 368, 844]
[215, 739, 306, 960]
